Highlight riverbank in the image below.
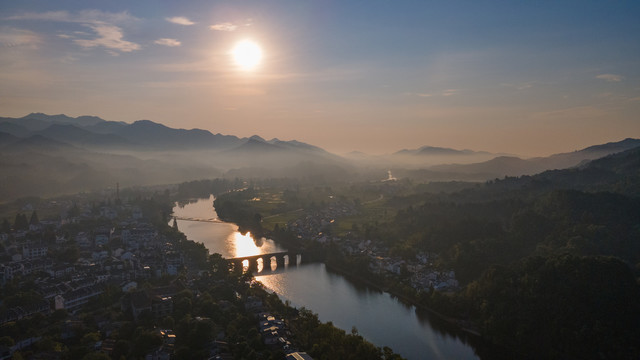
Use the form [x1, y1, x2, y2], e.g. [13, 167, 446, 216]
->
[323, 261, 482, 337]
[321, 262, 531, 360]
[196, 196, 487, 359]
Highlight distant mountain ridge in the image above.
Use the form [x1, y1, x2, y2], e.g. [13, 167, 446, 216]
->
[1, 112, 639, 201]
[0, 113, 347, 200]
[394, 145, 489, 156]
[428, 138, 640, 179]
[0, 113, 323, 152]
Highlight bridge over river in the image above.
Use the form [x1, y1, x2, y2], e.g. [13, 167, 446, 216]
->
[228, 251, 302, 273]
[173, 216, 225, 223]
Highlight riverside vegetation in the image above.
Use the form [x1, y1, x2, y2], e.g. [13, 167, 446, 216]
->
[211, 147, 640, 360]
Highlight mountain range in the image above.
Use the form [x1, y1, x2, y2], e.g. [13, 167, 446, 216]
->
[427, 138, 640, 179]
[1, 112, 638, 201]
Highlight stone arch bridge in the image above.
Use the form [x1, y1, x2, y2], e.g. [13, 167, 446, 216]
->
[228, 251, 302, 273]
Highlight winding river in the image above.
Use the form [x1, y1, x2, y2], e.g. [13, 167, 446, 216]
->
[171, 196, 486, 360]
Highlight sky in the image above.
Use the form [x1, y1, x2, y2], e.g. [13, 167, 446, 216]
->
[1, 1, 639, 156]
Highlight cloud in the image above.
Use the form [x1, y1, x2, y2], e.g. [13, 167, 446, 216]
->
[6, 10, 141, 54]
[74, 24, 140, 53]
[166, 16, 195, 26]
[408, 89, 460, 98]
[154, 38, 181, 47]
[501, 82, 534, 90]
[596, 73, 623, 82]
[0, 28, 41, 48]
[7, 10, 139, 24]
[210, 22, 238, 32]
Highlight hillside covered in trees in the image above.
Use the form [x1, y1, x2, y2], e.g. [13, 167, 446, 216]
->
[213, 147, 640, 359]
[373, 148, 640, 358]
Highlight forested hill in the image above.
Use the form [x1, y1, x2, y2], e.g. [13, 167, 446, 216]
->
[377, 146, 640, 359]
[464, 145, 640, 200]
[385, 146, 640, 279]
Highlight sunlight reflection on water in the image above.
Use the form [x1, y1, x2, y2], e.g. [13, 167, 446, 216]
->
[173, 196, 481, 360]
[170, 195, 285, 258]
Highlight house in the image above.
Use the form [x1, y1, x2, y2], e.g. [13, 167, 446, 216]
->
[0, 262, 24, 282]
[121, 251, 135, 261]
[75, 232, 91, 248]
[0, 300, 50, 325]
[121, 281, 138, 292]
[54, 285, 103, 312]
[47, 264, 75, 279]
[125, 287, 177, 321]
[92, 250, 108, 260]
[22, 242, 48, 259]
[95, 234, 109, 246]
[152, 296, 173, 319]
[128, 291, 152, 320]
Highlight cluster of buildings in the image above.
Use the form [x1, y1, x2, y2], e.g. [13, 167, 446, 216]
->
[285, 200, 460, 292]
[0, 200, 186, 322]
[286, 201, 358, 244]
[244, 295, 313, 360]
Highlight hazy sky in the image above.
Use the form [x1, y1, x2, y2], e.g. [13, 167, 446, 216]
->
[1, 1, 639, 156]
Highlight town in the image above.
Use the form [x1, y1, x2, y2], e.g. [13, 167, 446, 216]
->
[0, 188, 404, 360]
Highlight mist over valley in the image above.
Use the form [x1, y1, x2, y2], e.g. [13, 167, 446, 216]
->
[1, 113, 639, 201]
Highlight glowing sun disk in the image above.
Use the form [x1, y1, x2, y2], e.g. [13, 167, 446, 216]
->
[232, 40, 263, 71]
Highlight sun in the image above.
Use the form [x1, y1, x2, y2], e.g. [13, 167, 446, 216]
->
[231, 39, 263, 71]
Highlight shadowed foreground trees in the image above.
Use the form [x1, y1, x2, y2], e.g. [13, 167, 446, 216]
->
[461, 255, 640, 359]
[291, 308, 405, 360]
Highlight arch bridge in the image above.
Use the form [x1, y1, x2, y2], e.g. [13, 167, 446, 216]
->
[228, 251, 302, 273]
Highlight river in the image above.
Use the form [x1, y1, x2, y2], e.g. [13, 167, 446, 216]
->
[171, 195, 484, 360]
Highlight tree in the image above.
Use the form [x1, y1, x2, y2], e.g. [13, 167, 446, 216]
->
[209, 253, 229, 277]
[13, 213, 28, 231]
[0, 336, 14, 347]
[1, 219, 10, 233]
[29, 211, 39, 226]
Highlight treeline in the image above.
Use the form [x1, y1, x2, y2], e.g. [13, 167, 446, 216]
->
[175, 178, 242, 199]
[213, 188, 265, 236]
[381, 189, 640, 284]
[374, 148, 640, 359]
[291, 308, 405, 360]
[457, 255, 640, 359]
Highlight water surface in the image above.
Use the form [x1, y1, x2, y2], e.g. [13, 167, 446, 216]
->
[172, 196, 482, 360]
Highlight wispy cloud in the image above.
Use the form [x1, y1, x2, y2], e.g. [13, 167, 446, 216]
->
[596, 73, 623, 82]
[154, 38, 181, 47]
[442, 89, 458, 96]
[501, 82, 534, 90]
[210, 22, 238, 32]
[74, 24, 140, 53]
[0, 28, 41, 48]
[166, 16, 195, 26]
[6, 10, 140, 54]
[410, 89, 459, 98]
[7, 10, 139, 24]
